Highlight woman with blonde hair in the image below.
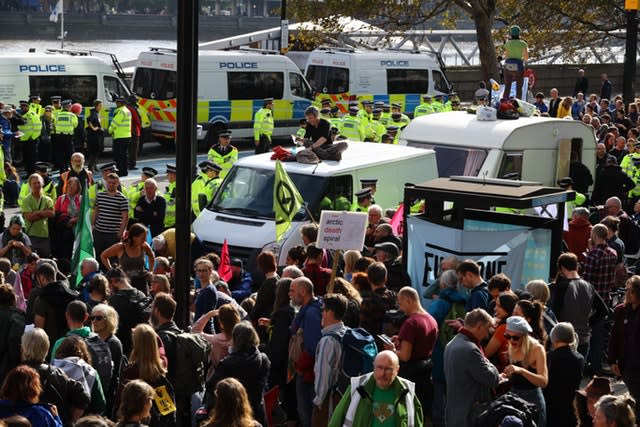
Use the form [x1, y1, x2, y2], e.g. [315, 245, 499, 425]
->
[91, 303, 123, 416]
[502, 316, 548, 427]
[342, 250, 362, 282]
[557, 96, 574, 119]
[203, 378, 259, 427]
[116, 324, 174, 427]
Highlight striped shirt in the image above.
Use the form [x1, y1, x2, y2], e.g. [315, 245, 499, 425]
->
[94, 191, 129, 233]
[313, 322, 347, 406]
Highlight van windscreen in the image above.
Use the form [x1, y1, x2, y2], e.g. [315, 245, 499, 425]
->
[407, 142, 487, 177]
[209, 166, 325, 219]
[132, 67, 176, 100]
[29, 75, 97, 105]
[306, 65, 349, 94]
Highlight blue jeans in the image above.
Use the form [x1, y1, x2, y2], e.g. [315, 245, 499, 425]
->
[2, 139, 11, 164]
[513, 387, 546, 427]
[296, 374, 314, 427]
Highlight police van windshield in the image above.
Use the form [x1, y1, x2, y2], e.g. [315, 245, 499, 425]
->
[132, 67, 176, 100]
[407, 142, 487, 177]
[210, 166, 325, 219]
[306, 65, 349, 94]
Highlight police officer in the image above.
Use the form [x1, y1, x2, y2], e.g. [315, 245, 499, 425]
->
[381, 103, 392, 126]
[360, 178, 378, 204]
[28, 94, 43, 116]
[432, 94, 446, 113]
[164, 163, 177, 229]
[558, 176, 585, 217]
[18, 162, 56, 210]
[192, 160, 223, 217]
[127, 167, 158, 218]
[88, 162, 118, 208]
[340, 106, 365, 141]
[358, 100, 373, 123]
[253, 97, 274, 154]
[54, 100, 78, 173]
[18, 100, 41, 175]
[207, 129, 237, 179]
[320, 107, 332, 122]
[126, 94, 142, 170]
[354, 188, 373, 212]
[109, 96, 132, 177]
[369, 108, 387, 142]
[384, 125, 400, 144]
[413, 94, 435, 118]
[390, 103, 410, 128]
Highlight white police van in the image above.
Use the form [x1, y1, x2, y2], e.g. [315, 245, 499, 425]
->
[0, 50, 131, 151]
[192, 142, 438, 277]
[132, 48, 315, 146]
[304, 47, 452, 114]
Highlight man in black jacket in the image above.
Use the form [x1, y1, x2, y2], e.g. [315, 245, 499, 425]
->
[33, 262, 78, 344]
[106, 268, 148, 356]
[0, 284, 25, 383]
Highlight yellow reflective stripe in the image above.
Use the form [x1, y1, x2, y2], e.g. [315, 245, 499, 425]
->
[197, 100, 209, 123]
[232, 100, 253, 122]
[273, 99, 292, 120]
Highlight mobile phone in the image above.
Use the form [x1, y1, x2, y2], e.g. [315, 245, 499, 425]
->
[378, 334, 393, 345]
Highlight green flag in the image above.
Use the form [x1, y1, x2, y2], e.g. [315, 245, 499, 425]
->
[71, 184, 95, 287]
[274, 160, 304, 241]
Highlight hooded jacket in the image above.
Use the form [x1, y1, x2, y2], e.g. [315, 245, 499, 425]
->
[34, 280, 78, 343]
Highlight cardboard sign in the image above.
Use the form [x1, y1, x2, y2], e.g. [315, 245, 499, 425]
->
[316, 211, 368, 251]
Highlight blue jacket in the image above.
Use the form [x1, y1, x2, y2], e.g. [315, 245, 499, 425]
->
[0, 401, 62, 427]
[229, 270, 254, 303]
[0, 115, 13, 143]
[292, 297, 323, 356]
[428, 288, 468, 382]
[466, 282, 490, 312]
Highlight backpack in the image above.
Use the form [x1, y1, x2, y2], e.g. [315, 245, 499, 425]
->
[439, 298, 466, 347]
[329, 327, 377, 395]
[132, 294, 153, 325]
[474, 392, 538, 427]
[149, 375, 177, 427]
[167, 331, 211, 397]
[70, 332, 113, 390]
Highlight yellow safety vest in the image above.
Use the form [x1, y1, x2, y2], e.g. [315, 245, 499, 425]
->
[55, 111, 77, 135]
[340, 115, 365, 141]
[164, 181, 176, 228]
[253, 107, 274, 141]
[109, 106, 132, 139]
[207, 144, 238, 179]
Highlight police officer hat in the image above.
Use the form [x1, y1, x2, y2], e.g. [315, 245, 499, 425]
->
[434, 94, 445, 99]
[115, 96, 127, 103]
[320, 107, 331, 115]
[557, 177, 574, 188]
[44, 105, 53, 112]
[321, 99, 332, 106]
[99, 162, 118, 173]
[51, 95, 62, 101]
[382, 104, 391, 111]
[386, 125, 399, 133]
[142, 167, 158, 178]
[422, 94, 432, 99]
[263, 97, 274, 104]
[355, 188, 372, 199]
[360, 178, 377, 187]
[29, 94, 41, 100]
[374, 101, 385, 108]
[61, 99, 73, 106]
[372, 108, 382, 114]
[18, 100, 29, 105]
[361, 100, 373, 106]
[34, 162, 52, 173]
[166, 164, 176, 173]
[349, 106, 359, 114]
[199, 160, 222, 173]
[218, 130, 232, 138]
[374, 242, 399, 259]
[391, 102, 402, 109]
[391, 112, 402, 120]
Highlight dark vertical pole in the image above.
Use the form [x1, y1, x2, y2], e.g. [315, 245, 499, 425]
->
[175, 0, 198, 329]
[280, 0, 288, 53]
[623, 9, 638, 107]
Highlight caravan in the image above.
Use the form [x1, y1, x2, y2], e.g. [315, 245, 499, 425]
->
[132, 48, 315, 147]
[400, 111, 597, 189]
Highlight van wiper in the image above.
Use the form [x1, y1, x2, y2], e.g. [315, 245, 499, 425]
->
[215, 207, 262, 217]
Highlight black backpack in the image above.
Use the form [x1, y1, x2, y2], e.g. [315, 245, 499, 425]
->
[131, 294, 153, 325]
[70, 332, 113, 390]
[474, 392, 538, 427]
[165, 331, 211, 397]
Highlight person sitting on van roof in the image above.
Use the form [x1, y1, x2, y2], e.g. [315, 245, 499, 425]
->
[303, 106, 348, 161]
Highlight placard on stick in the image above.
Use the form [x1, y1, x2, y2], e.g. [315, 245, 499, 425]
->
[316, 211, 368, 250]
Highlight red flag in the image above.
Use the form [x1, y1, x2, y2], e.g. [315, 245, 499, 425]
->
[218, 239, 232, 282]
[390, 203, 404, 236]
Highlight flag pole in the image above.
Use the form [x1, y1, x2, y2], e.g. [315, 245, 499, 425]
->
[60, 0, 64, 49]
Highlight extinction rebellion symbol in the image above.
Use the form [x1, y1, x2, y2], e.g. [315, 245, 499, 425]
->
[275, 180, 296, 223]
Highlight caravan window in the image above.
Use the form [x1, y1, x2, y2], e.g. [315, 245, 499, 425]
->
[306, 65, 349, 94]
[498, 151, 524, 179]
[104, 76, 130, 102]
[132, 68, 176, 100]
[431, 70, 450, 93]
[406, 142, 487, 177]
[227, 72, 284, 100]
[29, 75, 97, 106]
[386, 69, 429, 94]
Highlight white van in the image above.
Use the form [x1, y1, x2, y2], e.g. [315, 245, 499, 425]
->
[192, 142, 438, 274]
[0, 50, 131, 151]
[131, 48, 315, 146]
[400, 111, 597, 188]
[304, 47, 451, 114]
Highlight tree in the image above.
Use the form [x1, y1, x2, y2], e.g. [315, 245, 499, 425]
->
[452, 0, 498, 82]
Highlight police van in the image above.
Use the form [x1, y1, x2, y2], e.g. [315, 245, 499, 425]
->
[192, 142, 438, 278]
[131, 48, 315, 146]
[304, 47, 452, 114]
[0, 50, 131, 151]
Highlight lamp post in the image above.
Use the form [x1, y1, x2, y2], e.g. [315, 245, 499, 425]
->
[623, 0, 638, 106]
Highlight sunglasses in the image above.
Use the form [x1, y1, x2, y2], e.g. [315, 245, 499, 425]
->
[90, 315, 105, 321]
[503, 333, 522, 342]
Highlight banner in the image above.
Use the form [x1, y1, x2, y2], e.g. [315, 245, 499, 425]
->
[406, 217, 529, 308]
[71, 184, 95, 287]
[49, 0, 62, 22]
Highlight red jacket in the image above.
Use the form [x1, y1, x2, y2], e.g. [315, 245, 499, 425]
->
[564, 217, 592, 263]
